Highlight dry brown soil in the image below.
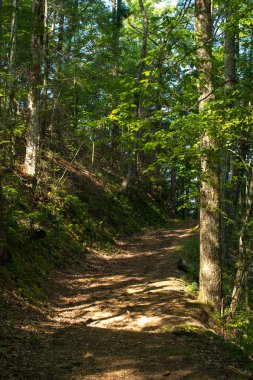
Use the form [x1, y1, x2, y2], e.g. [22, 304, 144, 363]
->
[1, 224, 251, 379]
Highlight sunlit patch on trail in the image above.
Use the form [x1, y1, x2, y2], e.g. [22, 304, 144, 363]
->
[45, 226, 209, 337]
[9, 224, 245, 380]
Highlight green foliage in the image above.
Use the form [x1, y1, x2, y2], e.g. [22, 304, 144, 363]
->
[185, 281, 199, 295]
[226, 311, 253, 356]
[175, 233, 200, 284]
[62, 194, 99, 245]
[0, 0, 253, 361]
[164, 324, 253, 371]
[0, 162, 168, 302]
[27, 332, 42, 346]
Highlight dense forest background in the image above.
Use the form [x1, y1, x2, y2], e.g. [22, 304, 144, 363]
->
[1, 0, 253, 358]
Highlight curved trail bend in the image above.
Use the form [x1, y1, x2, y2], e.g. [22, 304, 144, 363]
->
[22, 224, 248, 379]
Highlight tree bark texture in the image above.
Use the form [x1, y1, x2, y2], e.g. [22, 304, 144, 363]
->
[220, 6, 237, 262]
[0, 174, 7, 261]
[137, 0, 148, 80]
[229, 169, 253, 315]
[9, 0, 19, 75]
[224, 13, 237, 92]
[7, 0, 19, 167]
[122, 0, 148, 190]
[170, 167, 177, 218]
[195, 0, 222, 310]
[23, 0, 44, 177]
[111, 0, 122, 163]
[42, 0, 49, 137]
[0, 0, 3, 124]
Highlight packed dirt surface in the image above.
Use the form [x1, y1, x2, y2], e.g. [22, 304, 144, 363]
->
[1, 224, 251, 379]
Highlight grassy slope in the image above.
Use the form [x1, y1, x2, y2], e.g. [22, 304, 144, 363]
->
[0, 155, 168, 302]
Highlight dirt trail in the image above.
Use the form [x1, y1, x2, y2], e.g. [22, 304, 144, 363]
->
[2, 224, 250, 379]
[51, 225, 205, 333]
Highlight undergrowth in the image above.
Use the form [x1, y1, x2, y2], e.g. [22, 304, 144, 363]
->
[174, 231, 253, 360]
[174, 231, 200, 293]
[0, 159, 168, 302]
[162, 325, 253, 372]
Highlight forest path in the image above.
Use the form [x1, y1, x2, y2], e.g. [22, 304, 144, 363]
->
[18, 223, 248, 379]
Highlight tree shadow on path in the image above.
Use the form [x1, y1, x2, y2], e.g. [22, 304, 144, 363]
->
[2, 224, 251, 379]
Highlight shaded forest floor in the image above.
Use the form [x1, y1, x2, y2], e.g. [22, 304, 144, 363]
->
[1, 223, 252, 379]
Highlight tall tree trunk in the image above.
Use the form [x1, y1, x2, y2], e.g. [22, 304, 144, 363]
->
[23, 0, 44, 177]
[111, 0, 122, 164]
[9, 0, 19, 79]
[0, 173, 7, 262]
[7, 0, 19, 168]
[224, 15, 237, 92]
[0, 0, 3, 127]
[135, 0, 148, 178]
[42, 0, 49, 138]
[50, 4, 64, 143]
[195, 0, 222, 310]
[170, 167, 177, 218]
[249, 28, 253, 80]
[112, 0, 121, 71]
[0, 2, 6, 261]
[137, 0, 148, 81]
[229, 169, 253, 315]
[123, 0, 148, 190]
[56, 5, 64, 75]
[220, 5, 237, 263]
